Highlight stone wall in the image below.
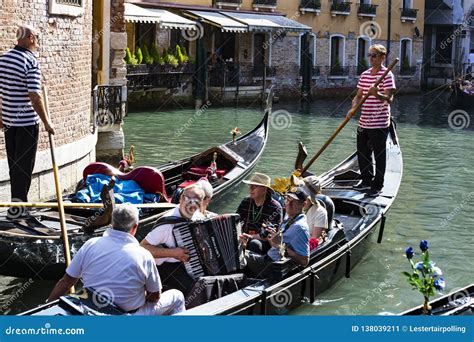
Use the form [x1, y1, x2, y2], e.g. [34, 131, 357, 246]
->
[0, 0, 95, 202]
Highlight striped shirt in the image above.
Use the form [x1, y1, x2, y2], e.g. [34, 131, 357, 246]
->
[357, 66, 396, 129]
[0, 46, 41, 127]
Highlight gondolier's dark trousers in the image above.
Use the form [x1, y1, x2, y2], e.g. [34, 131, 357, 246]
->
[158, 262, 194, 296]
[357, 126, 389, 190]
[4, 124, 39, 202]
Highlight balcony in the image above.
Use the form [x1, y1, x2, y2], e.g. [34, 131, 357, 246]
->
[358, 4, 377, 18]
[331, 2, 351, 17]
[252, 65, 277, 78]
[126, 63, 195, 91]
[328, 65, 350, 76]
[400, 8, 418, 22]
[300, 0, 321, 15]
[253, 0, 277, 12]
[213, 0, 242, 10]
[399, 66, 417, 76]
[299, 66, 321, 77]
[92, 85, 124, 133]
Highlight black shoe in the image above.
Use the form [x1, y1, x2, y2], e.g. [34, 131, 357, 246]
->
[353, 183, 371, 191]
[366, 188, 382, 197]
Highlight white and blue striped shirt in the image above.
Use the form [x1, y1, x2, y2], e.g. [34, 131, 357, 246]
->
[0, 46, 41, 127]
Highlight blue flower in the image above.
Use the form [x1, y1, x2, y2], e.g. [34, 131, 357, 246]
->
[431, 266, 443, 277]
[434, 277, 445, 291]
[419, 240, 429, 252]
[415, 262, 424, 271]
[405, 247, 414, 259]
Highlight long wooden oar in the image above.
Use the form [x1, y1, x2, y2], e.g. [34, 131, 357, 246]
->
[42, 85, 74, 292]
[300, 58, 399, 175]
[0, 202, 176, 209]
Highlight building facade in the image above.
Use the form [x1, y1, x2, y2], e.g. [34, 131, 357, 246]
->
[0, 0, 96, 202]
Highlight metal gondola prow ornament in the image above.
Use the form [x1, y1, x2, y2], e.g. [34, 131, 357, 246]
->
[263, 85, 274, 116]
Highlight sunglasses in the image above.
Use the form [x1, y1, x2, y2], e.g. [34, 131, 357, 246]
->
[183, 195, 202, 205]
[367, 53, 379, 58]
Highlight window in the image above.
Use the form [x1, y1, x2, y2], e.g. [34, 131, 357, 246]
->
[49, 0, 84, 16]
[402, 0, 412, 9]
[433, 27, 452, 64]
[356, 36, 370, 74]
[299, 33, 316, 67]
[135, 23, 156, 51]
[329, 35, 345, 75]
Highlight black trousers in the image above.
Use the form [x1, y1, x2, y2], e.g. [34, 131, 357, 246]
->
[4, 125, 39, 202]
[157, 262, 194, 296]
[356, 127, 389, 190]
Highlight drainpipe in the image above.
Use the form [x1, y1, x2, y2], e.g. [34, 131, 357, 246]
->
[386, 0, 392, 63]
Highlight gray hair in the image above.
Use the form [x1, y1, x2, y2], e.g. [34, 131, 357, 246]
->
[16, 24, 37, 40]
[196, 179, 213, 199]
[182, 184, 205, 200]
[111, 204, 139, 232]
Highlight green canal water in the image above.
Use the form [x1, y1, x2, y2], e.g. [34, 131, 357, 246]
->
[1, 92, 473, 315]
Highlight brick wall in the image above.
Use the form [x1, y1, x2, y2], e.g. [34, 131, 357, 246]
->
[0, 0, 92, 158]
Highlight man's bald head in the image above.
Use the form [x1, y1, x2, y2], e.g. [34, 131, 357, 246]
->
[16, 25, 39, 50]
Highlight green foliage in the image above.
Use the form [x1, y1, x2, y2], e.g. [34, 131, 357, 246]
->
[142, 45, 154, 65]
[163, 53, 179, 68]
[135, 47, 143, 64]
[175, 45, 188, 64]
[150, 43, 164, 65]
[180, 44, 188, 59]
[124, 47, 138, 65]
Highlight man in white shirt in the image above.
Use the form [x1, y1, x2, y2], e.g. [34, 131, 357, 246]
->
[140, 184, 205, 296]
[48, 204, 185, 315]
[303, 176, 328, 240]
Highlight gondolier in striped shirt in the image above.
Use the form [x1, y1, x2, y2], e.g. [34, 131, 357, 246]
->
[0, 25, 55, 217]
[347, 44, 396, 197]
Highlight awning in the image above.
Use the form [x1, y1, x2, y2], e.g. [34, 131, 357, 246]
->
[220, 11, 311, 33]
[124, 3, 196, 30]
[184, 10, 248, 33]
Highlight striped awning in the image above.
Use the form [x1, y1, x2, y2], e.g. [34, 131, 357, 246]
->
[184, 10, 248, 33]
[220, 11, 311, 33]
[124, 3, 196, 30]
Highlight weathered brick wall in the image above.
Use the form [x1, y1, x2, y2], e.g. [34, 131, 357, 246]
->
[0, 0, 92, 158]
[111, 0, 125, 33]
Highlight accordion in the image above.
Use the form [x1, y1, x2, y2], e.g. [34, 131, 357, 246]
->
[172, 214, 242, 280]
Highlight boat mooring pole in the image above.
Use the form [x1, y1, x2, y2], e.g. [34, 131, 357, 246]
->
[377, 214, 387, 243]
[345, 250, 352, 278]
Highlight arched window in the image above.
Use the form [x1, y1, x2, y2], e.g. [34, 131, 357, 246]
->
[356, 36, 371, 75]
[400, 38, 413, 74]
[329, 34, 345, 75]
[299, 33, 316, 66]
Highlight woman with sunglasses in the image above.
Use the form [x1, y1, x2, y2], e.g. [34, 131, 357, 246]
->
[346, 44, 396, 197]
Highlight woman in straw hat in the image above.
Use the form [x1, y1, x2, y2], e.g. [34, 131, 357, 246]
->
[236, 172, 283, 255]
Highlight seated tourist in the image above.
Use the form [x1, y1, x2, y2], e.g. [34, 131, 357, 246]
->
[140, 184, 205, 296]
[304, 175, 335, 228]
[196, 178, 217, 218]
[240, 187, 310, 278]
[303, 176, 328, 240]
[236, 172, 283, 255]
[48, 204, 185, 315]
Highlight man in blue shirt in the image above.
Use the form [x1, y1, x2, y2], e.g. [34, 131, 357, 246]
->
[241, 187, 310, 278]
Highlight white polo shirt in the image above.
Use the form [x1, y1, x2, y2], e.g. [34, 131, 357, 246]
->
[66, 228, 161, 312]
[306, 204, 328, 235]
[144, 207, 183, 266]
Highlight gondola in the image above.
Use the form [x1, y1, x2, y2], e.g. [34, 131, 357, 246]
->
[0, 110, 269, 280]
[21, 124, 402, 316]
[448, 80, 474, 107]
[400, 284, 474, 316]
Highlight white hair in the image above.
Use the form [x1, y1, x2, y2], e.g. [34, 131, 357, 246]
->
[111, 204, 139, 232]
[196, 179, 213, 199]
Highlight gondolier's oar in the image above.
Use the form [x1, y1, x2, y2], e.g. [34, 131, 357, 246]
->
[42, 85, 74, 293]
[0, 202, 176, 209]
[300, 58, 399, 175]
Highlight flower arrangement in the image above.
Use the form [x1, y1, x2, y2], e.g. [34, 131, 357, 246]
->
[270, 170, 302, 195]
[230, 127, 241, 144]
[403, 240, 445, 314]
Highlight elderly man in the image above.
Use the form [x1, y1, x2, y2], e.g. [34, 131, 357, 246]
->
[236, 172, 283, 255]
[241, 187, 310, 278]
[196, 178, 217, 218]
[141, 184, 205, 295]
[0, 25, 55, 218]
[347, 44, 396, 197]
[48, 204, 185, 315]
[303, 176, 334, 239]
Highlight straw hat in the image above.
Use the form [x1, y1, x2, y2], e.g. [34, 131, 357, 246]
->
[243, 172, 272, 188]
[303, 175, 321, 203]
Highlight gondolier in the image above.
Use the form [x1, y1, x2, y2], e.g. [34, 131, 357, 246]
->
[0, 25, 55, 217]
[347, 44, 396, 197]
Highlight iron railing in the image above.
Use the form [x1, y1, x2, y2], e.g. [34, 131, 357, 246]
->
[358, 4, 377, 15]
[328, 65, 350, 76]
[300, 66, 321, 77]
[253, 0, 277, 6]
[126, 64, 195, 91]
[300, 0, 321, 10]
[213, 0, 242, 6]
[399, 66, 417, 76]
[209, 63, 240, 87]
[252, 65, 277, 77]
[331, 2, 351, 13]
[92, 85, 124, 130]
[401, 8, 418, 19]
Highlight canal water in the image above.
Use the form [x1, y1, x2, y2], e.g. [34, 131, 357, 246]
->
[1, 91, 472, 315]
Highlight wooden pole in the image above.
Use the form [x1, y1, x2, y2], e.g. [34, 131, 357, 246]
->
[42, 85, 74, 293]
[300, 58, 399, 175]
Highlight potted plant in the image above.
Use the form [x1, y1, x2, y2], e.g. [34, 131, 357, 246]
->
[403, 240, 445, 315]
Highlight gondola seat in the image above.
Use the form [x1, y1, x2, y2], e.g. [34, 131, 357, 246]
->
[187, 166, 226, 179]
[82, 162, 170, 202]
